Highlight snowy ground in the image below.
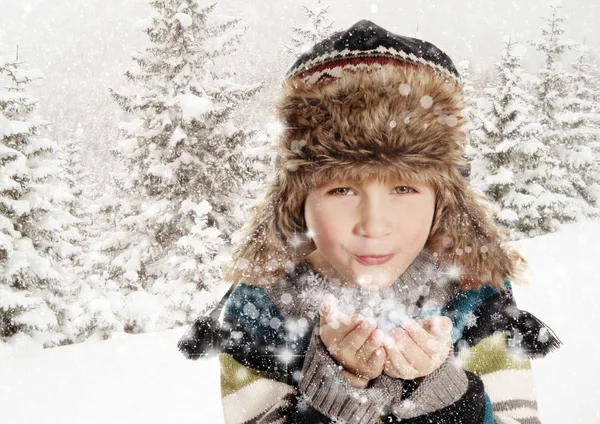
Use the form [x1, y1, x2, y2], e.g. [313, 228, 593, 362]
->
[2, 221, 599, 423]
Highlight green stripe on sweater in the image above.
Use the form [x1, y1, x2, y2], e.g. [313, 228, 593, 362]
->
[461, 332, 531, 376]
[219, 353, 264, 398]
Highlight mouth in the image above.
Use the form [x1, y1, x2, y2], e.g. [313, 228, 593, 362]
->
[355, 253, 394, 265]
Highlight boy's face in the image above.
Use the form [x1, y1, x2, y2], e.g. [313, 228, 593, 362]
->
[303, 176, 436, 289]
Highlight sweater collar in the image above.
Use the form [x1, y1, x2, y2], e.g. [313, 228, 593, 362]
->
[297, 248, 439, 294]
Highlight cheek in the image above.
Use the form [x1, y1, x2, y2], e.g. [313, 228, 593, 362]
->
[312, 209, 347, 245]
[305, 199, 348, 247]
[395, 199, 436, 246]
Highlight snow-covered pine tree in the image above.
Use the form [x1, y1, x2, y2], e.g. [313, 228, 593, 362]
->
[285, 0, 337, 57]
[77, 181, 128, 341]
[56, 123, 124, 342]
[476, 38, 582, 239]
[531, 5, 597, 220]
[456, 60, 479, 126]
[0, 52, 80, 348]
[456, 59, 487, 185]
[58, 124, 87, 267]
[567, 44, 600, 206]
[107, 0, 262, 332]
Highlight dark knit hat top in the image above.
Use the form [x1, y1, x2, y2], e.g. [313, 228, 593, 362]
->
[285, 19, 461, 85]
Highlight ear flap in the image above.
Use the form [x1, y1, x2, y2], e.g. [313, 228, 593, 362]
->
[427, 177, 526, 291]
[221, 172, 313, 287]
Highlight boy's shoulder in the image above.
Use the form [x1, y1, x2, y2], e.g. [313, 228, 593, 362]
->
[224, 278, 310, 324]
[444, 280, 561, 358]
[222, 281, 316, 360]
[445, 281, 513, 313]
[229, 263, 327, 319]
[224, 282, 283, 319]
[223, 282, 291, 346]
[442, 281, 512, 332]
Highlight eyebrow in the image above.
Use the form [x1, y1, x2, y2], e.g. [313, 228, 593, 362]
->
[326, 175, 412, 184]
[318, 178, 416, 189]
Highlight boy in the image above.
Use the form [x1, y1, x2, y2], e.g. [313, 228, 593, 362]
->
[179, 19, 561, 424]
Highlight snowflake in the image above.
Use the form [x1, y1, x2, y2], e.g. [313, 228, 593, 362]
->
[297, 393, 310, 412]
[508, 329, 523, 347]
[242, 302, 259, 319]
[464, 312, 478, 329]
[298, 288, 312, 303]
[278, 348, 295, 364]
[269, 317, 282, 330]
[537, 327, 550, 343]
[420, 95, 433, 109]
[284, 320, 303, 340]
[506, 305, 521, 318]
[490, 312, 503, 322]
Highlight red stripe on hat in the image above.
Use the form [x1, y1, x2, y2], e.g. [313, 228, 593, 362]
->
[294, 55, 419, 82]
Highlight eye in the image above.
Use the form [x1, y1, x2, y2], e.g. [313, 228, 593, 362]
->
[327, 187, 355, 196]
[327, 186, 417, 196]
[394, 186, 417, 194]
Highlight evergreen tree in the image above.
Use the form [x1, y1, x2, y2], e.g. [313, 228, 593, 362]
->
[531, 5, 597, 219]
[59, 124, 124, 342]
[456, 59, 487, 185]
[568, 44, 600, 206]
[106, 0, 262, 332]
[285, 0, 337, 56]
[476, 39, 582, 238]
[0, 53, 79, 347]
[78, 180, 127, 341]
[58, 124, 87, 268]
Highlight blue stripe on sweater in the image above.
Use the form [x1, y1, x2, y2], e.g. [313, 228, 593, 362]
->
[224, 282, 288, 345]
[483, 392, 497, 424]
[227, 280, 513, 346]
[441, 281, 511, 343]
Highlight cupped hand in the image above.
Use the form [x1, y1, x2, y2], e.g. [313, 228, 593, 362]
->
[318, 294, 386, 388]
[382, 316, 453, 380]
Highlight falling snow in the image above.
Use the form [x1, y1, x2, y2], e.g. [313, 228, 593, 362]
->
[242, 302, 260, 320]
[464, 312, 479, 329]
[490, 312, 504, 322]
[420, 95, 433, 109]
[1, 2, 599, 423]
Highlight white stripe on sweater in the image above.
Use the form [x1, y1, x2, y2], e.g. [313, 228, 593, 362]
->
[481, 368, 540, 424]
[493, 406, 539, 420]
[480, 368, 538, 404]
[222, 378, 295, 424]
[493, 412, 541, 424]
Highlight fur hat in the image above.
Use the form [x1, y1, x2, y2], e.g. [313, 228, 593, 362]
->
[223, 20, 525, 291]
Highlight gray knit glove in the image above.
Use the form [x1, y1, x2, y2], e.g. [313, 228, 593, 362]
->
[298, 324, 395, 424]
[378, 354, 469, 419]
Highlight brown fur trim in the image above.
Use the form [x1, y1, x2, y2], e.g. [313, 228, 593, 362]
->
[426, 173, 527, 290]
[221, 174, 312, 288]
[222, 64, 526, 290]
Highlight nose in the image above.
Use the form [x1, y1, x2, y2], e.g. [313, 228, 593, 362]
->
[355, 194, 393, 238]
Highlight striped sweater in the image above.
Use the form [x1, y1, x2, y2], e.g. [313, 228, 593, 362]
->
[178, 250, 561, 424]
